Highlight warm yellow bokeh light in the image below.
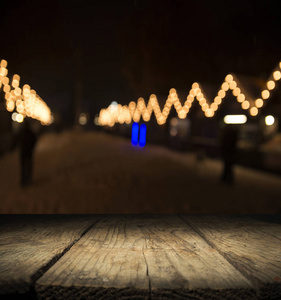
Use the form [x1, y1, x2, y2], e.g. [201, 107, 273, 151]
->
[233, 87, 241, 96]
[0, 59, 52, 125]
[241, 100, 250, 110]
[0, 59, 7, 68]
[214, 96, 222, 104]
[211, 103, 218, 111]
[178, 111, 186, 119]
[16, 113, 24, 123]
[267, 80, 275, 90]
[197, 93, 203, 100]
[273, 71, 281, 81]
[229, 81, 237, 90]
[221, 82, 229, 91]
[97, 59, 281, 127]
[190, 89, 196, 97]
[6, 100, 15, 112]
[205, 109, 214, 117]
[3, 85, 10, 93]
[225, 74, 233, 83]
[237, 94, 245, 103]
[261, 90, 270, 99]
[199, 98, 206, 105]
[201, 103, 208, 111]
[192, 82, 199, 89]
[2, 77, 9, 85]
[218, 90, 226, 98]
[255, 98, 263, 108]
[250, 107, 258, 116]
[15, 87, 21, 96]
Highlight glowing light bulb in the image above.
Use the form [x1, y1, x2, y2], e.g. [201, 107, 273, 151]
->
[211, 103, 218, 111]
[190, 89, 196, 97]
[225, 74, 233, 83]
[241, 101, 250, 110]
[237, 94, 245, 103]
[224, 115, 247, 124]
[261, 90, 270, 99]
[267, 80, 275, 90]
[4, 85, 10, 93]
[16, 113, 24, 123]
[192, 82, 199, 89]
[15, 87, 21, 96]
[205, 109, 214, 117]
[233, 87, 241, 96]
[229, 81, 237, 90]
[214, 96, 222, 104]
[199, 98, 206, 105]
[197, 93, 203, 100]
[250, 107, 258, 116]
[2, 77, 9, 85]
[12, 112, 18, 121]
[202, 103, 208, 111]
[221, 82, 229, 91]
[273, 71, 281, 81]
[7, 101, 14, 111]
[255, 98, 263, 108]
[265, 115, 275, 126]
[0, 59, 7, 68]
[178, 111, 186, 119]
[218, 90, 226, 98]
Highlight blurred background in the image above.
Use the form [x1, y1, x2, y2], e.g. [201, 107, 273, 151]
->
[0, 0, 281, 213]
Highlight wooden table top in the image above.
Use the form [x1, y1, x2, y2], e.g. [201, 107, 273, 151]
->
[0, 215, 280, 299]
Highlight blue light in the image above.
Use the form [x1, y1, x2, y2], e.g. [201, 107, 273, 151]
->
[131, 122, 139, 146]
[139, 124, 147, 147]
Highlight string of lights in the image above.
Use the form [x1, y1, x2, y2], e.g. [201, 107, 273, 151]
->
[98, 61, 281, 127]
[0, 59, 52, 125]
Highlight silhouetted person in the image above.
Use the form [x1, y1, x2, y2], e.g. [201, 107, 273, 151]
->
[18, 119, 37, 187]
[220, 125, 238, 184]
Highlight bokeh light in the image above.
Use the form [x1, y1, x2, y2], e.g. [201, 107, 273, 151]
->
[0, 59, 52, 125]
[97, 60, 280, 127]
[265, 115, 275, 126]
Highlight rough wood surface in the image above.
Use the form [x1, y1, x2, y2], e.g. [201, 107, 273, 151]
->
[36, 215, 255, 299]
[0, 215, 97, 294]
[36, 215, 150, 299]
[140, 216, 255, 299]
[181, 215, 281, 299]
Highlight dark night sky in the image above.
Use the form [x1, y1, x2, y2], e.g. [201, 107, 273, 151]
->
[1, 0, 281, 125]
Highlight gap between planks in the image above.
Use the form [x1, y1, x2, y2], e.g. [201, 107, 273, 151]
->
[31, 218, 100, 283]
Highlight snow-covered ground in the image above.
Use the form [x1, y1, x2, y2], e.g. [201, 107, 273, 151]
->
[0, 130, 280, 214]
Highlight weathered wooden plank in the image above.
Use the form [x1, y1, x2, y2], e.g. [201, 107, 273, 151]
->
[181, 215, 281, 299]
[36, 215, 255, 299]
[140, 216, 255, 299]
[36, 215, 150, 299]
[0, 215, 97, 295]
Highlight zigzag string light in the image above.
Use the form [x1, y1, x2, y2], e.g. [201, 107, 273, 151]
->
[0, 59, 52, 125]
[98, 61, 281, 127]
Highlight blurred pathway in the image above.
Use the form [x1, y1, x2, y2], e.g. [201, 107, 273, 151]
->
[0, 130, 280, 213]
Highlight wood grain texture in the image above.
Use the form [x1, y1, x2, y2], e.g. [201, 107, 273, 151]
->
[181, 215, 281, 299]
[36, 215, 255, 299]
[0, 215, 97, 294]
[36, 215, 150, 299]
[140, 216, 255, 299]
